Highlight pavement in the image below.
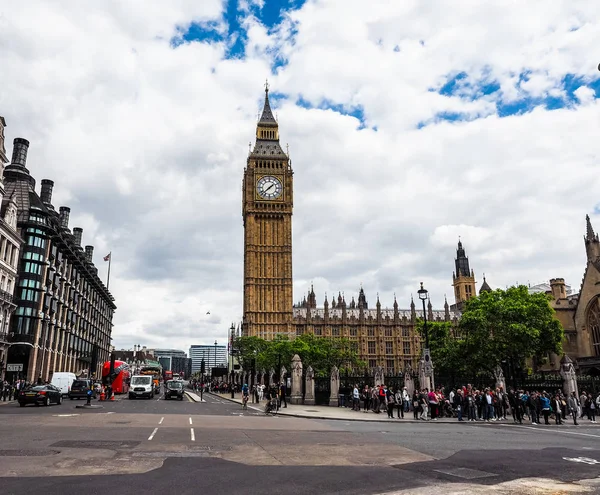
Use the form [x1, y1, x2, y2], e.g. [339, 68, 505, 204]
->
[1, 390, 600, 494]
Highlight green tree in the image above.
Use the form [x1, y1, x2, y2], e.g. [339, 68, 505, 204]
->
[458, 285, 564, 375]
[234, 334, 364, 377]
[233, 336, 269, 371]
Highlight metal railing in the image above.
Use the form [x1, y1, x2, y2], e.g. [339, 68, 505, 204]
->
[0, 289, 13, 304]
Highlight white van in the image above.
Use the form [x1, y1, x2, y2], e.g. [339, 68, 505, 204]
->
[51, 372, 77, 396]
[129, 375, 154, 399]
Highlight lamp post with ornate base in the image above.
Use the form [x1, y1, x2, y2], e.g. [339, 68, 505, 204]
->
[417, 282, 434, 392]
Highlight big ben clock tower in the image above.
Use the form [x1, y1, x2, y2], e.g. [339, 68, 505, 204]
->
[242, 84, 294, 339]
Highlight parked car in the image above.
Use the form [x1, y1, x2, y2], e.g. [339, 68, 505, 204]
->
[50, 372, 76, 396]
[165, 380, 185, 400]
[68, 379, 95, 400]
[19, 385, 63, 407]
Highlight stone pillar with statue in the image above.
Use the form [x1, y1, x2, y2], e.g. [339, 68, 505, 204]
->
[290, 354, 303, 405]
[304, 366, 315, 405]
[560, 354, 579, 399]
[329, 366, 340, 407]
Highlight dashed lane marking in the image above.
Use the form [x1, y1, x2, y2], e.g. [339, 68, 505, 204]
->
[158, 417, 164, 425]
[148, 428, 158, 441]
[190, 428, 195, 441]
[189, 417, 192, 425]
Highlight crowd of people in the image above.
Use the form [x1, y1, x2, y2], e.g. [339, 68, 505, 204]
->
[0, 379, 29, 401]
[347, 383, 600, 425]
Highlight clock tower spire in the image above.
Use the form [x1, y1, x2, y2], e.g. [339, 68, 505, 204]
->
[242, 84, 294, 340]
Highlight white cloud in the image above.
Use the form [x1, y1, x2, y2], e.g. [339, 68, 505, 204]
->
[1, 1, 599, 354]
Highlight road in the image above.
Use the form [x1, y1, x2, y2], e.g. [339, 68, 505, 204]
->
[1, 393, 600, 494]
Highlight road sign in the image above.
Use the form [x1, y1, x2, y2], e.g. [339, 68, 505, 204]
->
[6, 364, 23, 372]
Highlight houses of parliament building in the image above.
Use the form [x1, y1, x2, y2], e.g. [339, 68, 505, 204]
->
[242, 86, 600, 373]
[241, 86, 490, 372]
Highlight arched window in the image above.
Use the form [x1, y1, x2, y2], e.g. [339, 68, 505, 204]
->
[587, 297, 600, 356]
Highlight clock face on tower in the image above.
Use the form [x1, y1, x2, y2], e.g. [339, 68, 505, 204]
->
[256, 175, 283, 200]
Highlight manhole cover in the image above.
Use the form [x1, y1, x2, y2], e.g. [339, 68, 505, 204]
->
[433, 467, 498, 480]
[0, 449, 60, 457]
[51, 441, 140, 449]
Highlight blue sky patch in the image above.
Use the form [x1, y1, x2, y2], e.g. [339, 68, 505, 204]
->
[296, 96, 368, 129]
[430, 69, 600, 124]
[172, 0, 306, 60]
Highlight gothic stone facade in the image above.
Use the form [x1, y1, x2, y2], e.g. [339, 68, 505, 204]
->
[293, 288, 458, 373]
[537, 216, 600, 373]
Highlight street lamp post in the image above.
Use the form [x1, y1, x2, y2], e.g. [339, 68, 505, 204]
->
[417, 282, 434, 391]
[213, 340, 217, 381]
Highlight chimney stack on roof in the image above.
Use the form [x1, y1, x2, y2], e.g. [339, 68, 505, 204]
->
[73, 227, 83, 247]
[85, 245, 94, 263]
[40, 179, 54, 205]
[59, 206, 70, 229]
[11, 138, 29, 168]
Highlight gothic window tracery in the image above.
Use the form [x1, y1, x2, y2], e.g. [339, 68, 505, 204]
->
[587, 297, 600, 357]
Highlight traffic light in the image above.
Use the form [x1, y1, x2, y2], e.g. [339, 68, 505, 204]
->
[200, 359, 206, 374]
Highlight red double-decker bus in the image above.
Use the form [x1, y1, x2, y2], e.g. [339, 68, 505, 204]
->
[102, 360, 130, 394]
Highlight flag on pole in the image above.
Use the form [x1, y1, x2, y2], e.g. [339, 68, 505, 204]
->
[104, 252, 111, 262]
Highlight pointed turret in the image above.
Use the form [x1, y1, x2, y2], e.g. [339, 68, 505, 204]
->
[427, 297, 434, 321]
[452, 238, 477, 306]
[350, 296, 356, 309]
[584, 214, 600, 263]
[480, 275, 492, 294]
[444, 295, 450, 321]
[324, 293, 329, 318]
[307, 283, 317, 308]
[358, 286, 368, 309]
[586, 214, 597, 242]
[250, 82, 287, 158]
[410, 295, 416, 321]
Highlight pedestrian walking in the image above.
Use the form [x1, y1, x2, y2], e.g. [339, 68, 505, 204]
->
[568, 392, 579, 426]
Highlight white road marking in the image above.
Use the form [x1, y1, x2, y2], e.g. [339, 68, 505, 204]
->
[563, 456, 600, 464]
[190, 428, 195, 441]
[501, 424, 600, 439]
[158, 417, 164, 425]
[189, 417, 192, 425]
[148, 428, 158, 441]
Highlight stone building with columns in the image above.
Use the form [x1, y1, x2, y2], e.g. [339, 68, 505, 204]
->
[0, 116, 23, 380]
[2, 136, 116, 383]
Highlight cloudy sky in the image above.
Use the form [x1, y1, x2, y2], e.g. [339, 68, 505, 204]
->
[1, 1, 599, 353]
